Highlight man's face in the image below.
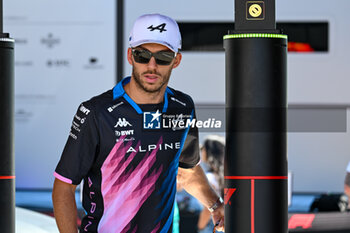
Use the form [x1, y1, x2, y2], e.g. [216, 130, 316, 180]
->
[127, 43, 181, 94]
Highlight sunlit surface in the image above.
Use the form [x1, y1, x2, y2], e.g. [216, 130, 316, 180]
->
[16, 207, 58, 233]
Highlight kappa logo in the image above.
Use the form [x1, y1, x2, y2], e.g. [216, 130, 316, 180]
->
[147, 23, 167, 33]
[114, 118, 132, 128]
[144, 110, 162, 129]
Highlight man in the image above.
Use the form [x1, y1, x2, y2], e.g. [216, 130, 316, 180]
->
[52, 13, 224, 233]
[345, 161, 350, 209]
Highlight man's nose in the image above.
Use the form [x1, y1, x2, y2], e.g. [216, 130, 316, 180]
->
[147, 56, 158, 69]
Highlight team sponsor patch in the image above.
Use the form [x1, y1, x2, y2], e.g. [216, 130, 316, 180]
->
[69, 105, 90, 140]
[115, 129, 134, 137]
[79, 104, 90, 115]
[170, 97, 186, 106]
[114, 118, 132, 128]
[107, 101, 124, 113]
[143, 110, 162, 129]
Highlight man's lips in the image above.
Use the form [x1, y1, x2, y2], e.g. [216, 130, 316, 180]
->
[143, 74, 160, 83]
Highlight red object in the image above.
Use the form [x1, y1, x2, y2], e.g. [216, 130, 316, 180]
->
[251, 180, 255, 233]
[225, 176, 288, 180]
[288, 42, 314, 52]
[0, 176, 15, 179]
[288, 214, 315, 229]
[224, 188, 237, 205]
[224, 176, 288, 233]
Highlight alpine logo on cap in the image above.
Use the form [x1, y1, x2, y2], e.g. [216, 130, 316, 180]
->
[147, 23, 167, 33]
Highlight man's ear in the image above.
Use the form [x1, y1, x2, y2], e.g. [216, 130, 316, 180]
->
[127, 48, 133, 65]
[172, 52, 182, 69]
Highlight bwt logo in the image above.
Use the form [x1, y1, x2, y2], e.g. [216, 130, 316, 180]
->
[115, 130, 134, 137]
[143, 110, 161, 129]
[79, 105, 90, 115]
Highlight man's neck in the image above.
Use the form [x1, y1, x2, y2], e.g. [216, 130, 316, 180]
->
[124, 77, 166, 104]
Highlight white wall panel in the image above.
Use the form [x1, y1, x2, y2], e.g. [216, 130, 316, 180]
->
[4, 0, 116, 188]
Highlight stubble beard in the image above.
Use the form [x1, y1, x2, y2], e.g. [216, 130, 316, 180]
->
[132, 65, 173, 94]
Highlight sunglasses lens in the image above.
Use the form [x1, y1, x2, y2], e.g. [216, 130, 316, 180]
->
[154, 51, 175, 65]
[132, 50, 151, 64]
[132, 49, 175, 65]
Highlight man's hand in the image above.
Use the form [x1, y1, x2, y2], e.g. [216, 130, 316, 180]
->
[212, 204, 224, 232]
[178, 166, 225, 231]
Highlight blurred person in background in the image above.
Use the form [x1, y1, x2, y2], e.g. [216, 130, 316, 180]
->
[176, 135, 225, 233]
[345, 161, 350, 209]
[197, 135, 225, 233]
[173, 200, 180, 233]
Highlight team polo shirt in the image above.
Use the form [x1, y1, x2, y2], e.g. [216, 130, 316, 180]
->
[54, 76, 200, 233]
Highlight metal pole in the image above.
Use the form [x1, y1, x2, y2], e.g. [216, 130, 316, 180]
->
[224, 1, 288, 233]
[116, 0, 124, 83]
[0, 0, 3, 33]
[0, 0, 15, 231]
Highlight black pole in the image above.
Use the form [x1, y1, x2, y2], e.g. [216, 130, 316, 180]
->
[224, 1, 288, 233]
[116, 0, 124, 83]
[0, 0, 15, 232]
[0, 0, 2, 33]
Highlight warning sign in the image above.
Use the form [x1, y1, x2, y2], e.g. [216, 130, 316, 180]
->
[246, 1, 265, 20]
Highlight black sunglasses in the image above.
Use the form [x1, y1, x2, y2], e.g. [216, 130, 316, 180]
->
[131, 48, 176, 66]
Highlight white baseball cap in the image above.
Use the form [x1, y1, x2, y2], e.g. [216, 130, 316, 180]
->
[129, 13, 182, 53]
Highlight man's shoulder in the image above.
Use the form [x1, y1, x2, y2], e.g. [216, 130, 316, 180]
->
[167, 87, 195, 108]
[79, 89, 114, 112]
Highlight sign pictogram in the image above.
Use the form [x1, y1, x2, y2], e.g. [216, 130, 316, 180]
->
[246, 1, 265, 20]
[224, 188, 237, 205]
[288, 214, 315, 229]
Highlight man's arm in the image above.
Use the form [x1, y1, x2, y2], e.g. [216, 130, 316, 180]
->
[52, 178, 78, 233]
[345, 183, 350, 197]
[197, 207, 212, 230]
[178, 165, 224, 232]
[345, 184, 350, 195]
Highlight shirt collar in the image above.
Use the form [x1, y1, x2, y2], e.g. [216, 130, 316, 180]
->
[113, 76, 174, 113]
